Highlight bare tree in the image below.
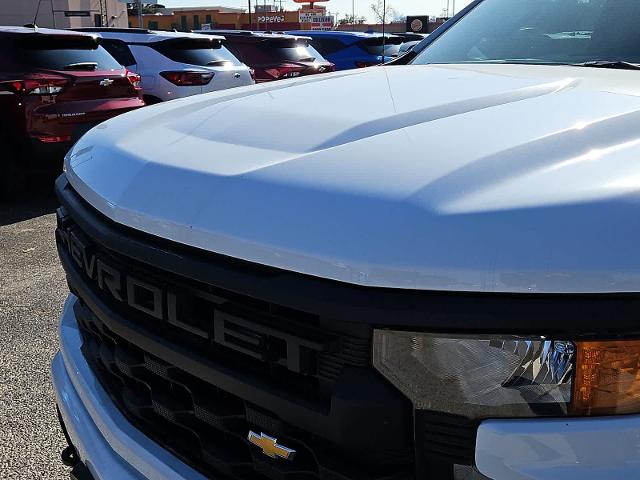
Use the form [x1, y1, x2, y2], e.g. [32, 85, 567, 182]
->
[338, 14, 367, 25]
[370, 0, 395, 23]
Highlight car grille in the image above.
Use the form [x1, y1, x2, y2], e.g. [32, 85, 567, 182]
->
[75, 301, 411, 480]
[55, 177, 482, 480]
[55, 185, 416, 479]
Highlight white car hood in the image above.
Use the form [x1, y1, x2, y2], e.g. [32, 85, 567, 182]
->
[65, 64, 640, 293]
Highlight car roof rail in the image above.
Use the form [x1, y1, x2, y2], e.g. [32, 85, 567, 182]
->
[197, 29, 254, 35]
[73, 27, 151, 34]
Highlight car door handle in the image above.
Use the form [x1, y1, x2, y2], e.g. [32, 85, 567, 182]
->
[234, 73, 241, 78]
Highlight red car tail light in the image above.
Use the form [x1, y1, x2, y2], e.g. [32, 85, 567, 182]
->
[264, 65, 305, 80]
[2, 74, 69, 95]
[125, 69, 142, 89]
[160, 71, 214, 86]
[26, 79, 68, 95]
[249, 68, 256, 81]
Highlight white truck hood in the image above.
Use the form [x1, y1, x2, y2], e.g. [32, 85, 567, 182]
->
[65, 64, 640, 293]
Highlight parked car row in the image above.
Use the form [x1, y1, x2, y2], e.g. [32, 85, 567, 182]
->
[0, 26, 144, 198]
[0, 24, 428, 199]
[0, 26, 336, 199]
[259, 30, 427, 69]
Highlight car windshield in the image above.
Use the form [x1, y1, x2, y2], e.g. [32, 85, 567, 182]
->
[411, 0, 640, 66]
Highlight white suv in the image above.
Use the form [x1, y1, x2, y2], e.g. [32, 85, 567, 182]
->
[75, 28, 254, 103]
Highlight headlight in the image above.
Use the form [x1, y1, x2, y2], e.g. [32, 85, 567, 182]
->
[374, 331, 640, 418]
[373, 330, 575, 418]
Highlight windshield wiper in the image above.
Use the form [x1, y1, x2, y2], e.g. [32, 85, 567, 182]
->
[572, 60, 640, 70]
[63, 62, 98, 71]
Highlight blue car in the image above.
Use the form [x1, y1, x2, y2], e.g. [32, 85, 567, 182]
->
[285, 31, 403, 71]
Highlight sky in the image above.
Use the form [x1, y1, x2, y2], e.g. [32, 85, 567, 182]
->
[160, 0, 475, 22]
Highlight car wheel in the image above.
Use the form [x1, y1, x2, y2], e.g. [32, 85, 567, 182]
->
[0, 146, 27, 201]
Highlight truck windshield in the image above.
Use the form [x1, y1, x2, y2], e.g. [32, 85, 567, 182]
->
[411, 0, 640, 67]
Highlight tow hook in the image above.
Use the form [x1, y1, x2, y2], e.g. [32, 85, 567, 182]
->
[57, 406, 95, 479]
[61, 445, 79, 467]
[62, 443, 95, 480]
[57, 406, 80, 467]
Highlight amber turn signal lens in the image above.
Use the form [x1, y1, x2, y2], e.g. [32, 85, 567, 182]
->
[572, 340, 640, 415]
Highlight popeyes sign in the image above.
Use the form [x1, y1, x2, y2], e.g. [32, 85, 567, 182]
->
[258, 15, 286, 22]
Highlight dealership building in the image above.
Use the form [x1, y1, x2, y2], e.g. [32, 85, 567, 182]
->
[0, 0, 128, 28]
[0, 1, 441, 37]
[128, 4, 335, 31]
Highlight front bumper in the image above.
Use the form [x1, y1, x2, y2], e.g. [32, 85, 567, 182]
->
[53, 293, 640, 480]
[476, 416, 640, 479]
[52, 295, 206, 480]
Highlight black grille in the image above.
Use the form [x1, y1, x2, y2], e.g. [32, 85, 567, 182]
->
[55, 192, 414, 480]
[54, 177, 484, 480]
[56, 205, 372, 404]
[76, 302, 411, 480]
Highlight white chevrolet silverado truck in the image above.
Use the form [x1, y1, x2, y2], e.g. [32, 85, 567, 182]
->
[52, 0, 640, 479]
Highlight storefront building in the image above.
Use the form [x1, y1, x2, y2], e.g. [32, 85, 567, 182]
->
[128, 5, 333, 31]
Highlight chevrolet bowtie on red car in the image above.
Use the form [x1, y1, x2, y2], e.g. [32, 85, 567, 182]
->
[0, 26, 144, 198]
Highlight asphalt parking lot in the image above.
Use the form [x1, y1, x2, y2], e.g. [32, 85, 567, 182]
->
[0, 186, 68, 479]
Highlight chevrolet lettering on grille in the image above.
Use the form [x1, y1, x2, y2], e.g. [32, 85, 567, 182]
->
[56, 210, 332, 374]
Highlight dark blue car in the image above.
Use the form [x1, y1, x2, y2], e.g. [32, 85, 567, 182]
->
[285, 31, 403, 71]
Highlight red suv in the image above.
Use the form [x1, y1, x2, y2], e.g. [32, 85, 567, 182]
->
[0, 26, 144, 198]
[195, 31, 335, 82]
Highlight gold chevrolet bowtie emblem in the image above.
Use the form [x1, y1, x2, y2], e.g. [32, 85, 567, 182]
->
[247, 431, 296, 461]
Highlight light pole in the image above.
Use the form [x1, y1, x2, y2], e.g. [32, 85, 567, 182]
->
[137, 0, 143, 28]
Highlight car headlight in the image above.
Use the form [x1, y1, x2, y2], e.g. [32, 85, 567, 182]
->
[374, 330, 640, 418]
